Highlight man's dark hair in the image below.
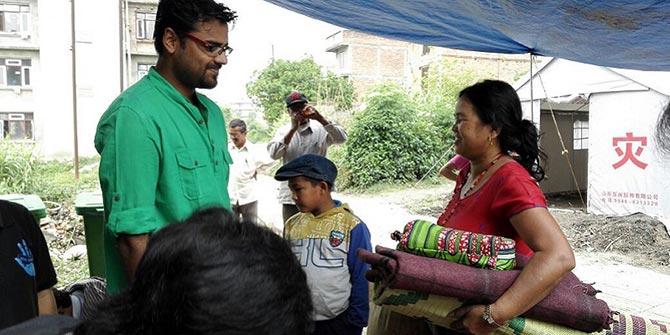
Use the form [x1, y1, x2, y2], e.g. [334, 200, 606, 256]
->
[229, 119, 247, 133]
[153, 0, 237, 55]
[74, 208, 313, 335]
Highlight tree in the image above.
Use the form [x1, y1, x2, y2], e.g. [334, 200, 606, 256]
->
[219, 106, 273, 143]
[246, 58, 354, 127]
[413, 59, 477, 153]
[220, 105, 233, 124]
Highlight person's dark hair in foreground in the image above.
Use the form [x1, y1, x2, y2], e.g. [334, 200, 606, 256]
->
[75, 207, 313, 335]
[656, 102, 670, 159]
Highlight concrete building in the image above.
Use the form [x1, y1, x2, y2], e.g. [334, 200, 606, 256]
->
[0, 0, 39, 142]
[408, 44, 531, 91]
[124, 0, 159, 85]
[0, 0, 158, 158]
[325, 29, 532, 101]
[325, 30, 411, 97]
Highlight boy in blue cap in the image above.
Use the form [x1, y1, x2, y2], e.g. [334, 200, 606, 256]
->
[275, 154, 371, 335]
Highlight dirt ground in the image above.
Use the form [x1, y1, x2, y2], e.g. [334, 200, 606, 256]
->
[547, 194, 670, 275]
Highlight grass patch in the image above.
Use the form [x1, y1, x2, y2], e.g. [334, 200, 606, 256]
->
[52, 255, 89, 288]
[0, 140, 100, 203]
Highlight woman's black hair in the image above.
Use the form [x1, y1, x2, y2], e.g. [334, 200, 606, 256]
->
[656, 102, 670, 159]
[75, 207, 313, 335]
[153, 0, 237, 55]
[459, 79, 547, 181]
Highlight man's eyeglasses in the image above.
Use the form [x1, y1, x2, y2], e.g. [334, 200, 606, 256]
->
[184, 33, 233, 57]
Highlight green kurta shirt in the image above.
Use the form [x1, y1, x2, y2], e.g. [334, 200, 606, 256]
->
[95, 67, 232, 293]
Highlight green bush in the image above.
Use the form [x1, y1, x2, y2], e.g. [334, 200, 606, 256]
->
[0, 141, 39, 194]
[326, 145, 351, 191]
[343, 84, 443, 189]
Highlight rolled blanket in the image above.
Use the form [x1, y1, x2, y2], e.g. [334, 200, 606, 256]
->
[394, 219, 516, 270]
[376, 288, 668, 335]
[358, 246, 613, 333]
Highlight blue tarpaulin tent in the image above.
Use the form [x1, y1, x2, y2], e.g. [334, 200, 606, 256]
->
[264, 1, 670, 71]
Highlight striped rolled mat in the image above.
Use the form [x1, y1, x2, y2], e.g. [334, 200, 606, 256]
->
[376, 288, 668, 335]
[394, 219, 516, 270]
[396, 219, 600, 296]
[358, 246, 613, 333]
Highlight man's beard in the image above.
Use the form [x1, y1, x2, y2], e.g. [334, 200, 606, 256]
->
[174, 59, 219, 90]
[197, 66, 219, 89]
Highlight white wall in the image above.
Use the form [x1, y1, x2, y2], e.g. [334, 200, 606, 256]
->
[75, 0, 122, 157]
[588, 90, 670, 230]
[36, 0, 121, 158]
[36, 0, 74, 158]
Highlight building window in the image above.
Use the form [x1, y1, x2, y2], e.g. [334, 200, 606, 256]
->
[136, 12, 156, 40]
[336, 46, 349, 74]
[422, 45, 430, 56]
[0, 58, 31, 87]
[137, 63, 151, 79]
[1, 112, 33, 140]
[0, 4, 30, 34]
[573, 119, 588, 150]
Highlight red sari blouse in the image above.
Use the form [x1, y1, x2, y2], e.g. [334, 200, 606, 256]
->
[437, 160, 547, 257]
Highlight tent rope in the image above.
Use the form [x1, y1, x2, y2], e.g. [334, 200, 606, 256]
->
[531, 56, 586, 208]
[414, 144, 454, 187]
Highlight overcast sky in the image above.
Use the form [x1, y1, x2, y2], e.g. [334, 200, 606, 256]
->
[209, 0, 343, 106]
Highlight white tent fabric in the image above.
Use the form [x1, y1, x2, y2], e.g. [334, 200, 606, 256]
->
[589, 91, 670, 227]
[516, 59, 670, 227]
[516, 59, 654, 101]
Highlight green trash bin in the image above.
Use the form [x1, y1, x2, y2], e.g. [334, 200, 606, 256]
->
[75, 191, 106, 278]
[0, 194, 47, 223]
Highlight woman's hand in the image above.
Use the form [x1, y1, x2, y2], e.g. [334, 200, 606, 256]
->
[449, 304, 504, 335]
[484, 208, 575, 328]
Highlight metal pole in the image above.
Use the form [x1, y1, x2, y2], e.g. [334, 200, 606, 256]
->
[529, 53, 534, 123]
[118, 0, 125, 92]
[125, 0, 131, 84]
[70, 0, 80, 179]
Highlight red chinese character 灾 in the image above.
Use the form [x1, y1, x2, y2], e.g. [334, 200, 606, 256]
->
[612, 132, 648, 169]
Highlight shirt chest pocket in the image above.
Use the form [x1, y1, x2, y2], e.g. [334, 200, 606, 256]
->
[176, 149, 210, 200]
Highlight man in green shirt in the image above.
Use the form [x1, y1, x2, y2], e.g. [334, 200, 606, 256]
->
[95, 0, 236, 294]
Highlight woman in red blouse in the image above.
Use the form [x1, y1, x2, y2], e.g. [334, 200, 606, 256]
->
[439, 80, 575, 334]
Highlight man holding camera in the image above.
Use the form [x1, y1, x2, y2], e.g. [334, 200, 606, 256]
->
[267, 91, 347, 222]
